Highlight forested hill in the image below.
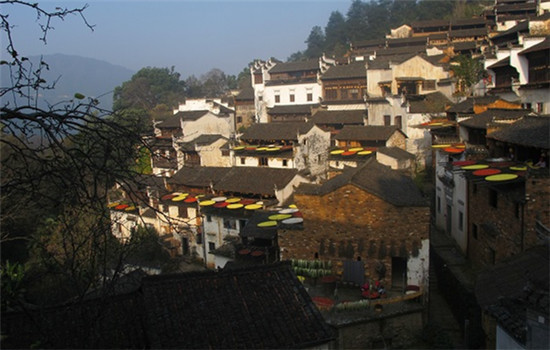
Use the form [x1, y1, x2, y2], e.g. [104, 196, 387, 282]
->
[0, 54, 135, 110]
[291, 0, 492, 60]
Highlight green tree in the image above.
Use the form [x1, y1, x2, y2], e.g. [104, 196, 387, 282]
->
[346, 0, 369, 43]
[325, 11, 348, 56]
[287, 50, 306, 62]
[450, 54, 487, 96]
[304, 26, 326, 58]
[113, 66, 186, 112]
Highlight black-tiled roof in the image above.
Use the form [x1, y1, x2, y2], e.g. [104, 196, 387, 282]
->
[213, 167, 299, 196]
[240, 121, 315, 141]
[157, 115, 182, 128]
[487, 115, 550, 149]
[267, 104, 318, 115]
[321, 61, 366, 80]
[377, 146, 415, 160]
[459, 108, 530, 129]
[487, 56, 510, 69]
[169, 166, 231, 188]
[475, 245, 549, 345]
[173, 110, 210, 121]
[449, 27, 488, 38]
[311, 110, 366, 125]
[447, 96, 502, 113]
[408, 91, 453, 113]
[519, 37, 550, 55]
[297, 159, 427, 207]
[142, 263, 334, 349]
[2, 264, 334, 349]
[492, 20, 529, 39]
[235, 86, 255, 100]
[366, 52, 420, 69]
[268, 59, 320, 74]
[334, 125, 404, 142]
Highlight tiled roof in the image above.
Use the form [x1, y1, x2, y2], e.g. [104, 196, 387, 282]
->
[178, 134, 226, 151]
[351, 38, 386, 49]
[448, 27, 488, 38]
[447, 96, 502, 113]
[407, 92, 453, 113]
[475, 245, 549, 345]
[173, 110, 210, 121]
[169, 166, 231, 188]
[334, 125, 404, 141]
[492, 20, 529, 39]
[519, 37, 550, 55]
[487, 115, 550, 148]
[387, 36, 428, 46]
[311, 110, 366, 125]
[268, 59, 320, 74]
[3, 264, 334, 349]
[240, 121, 315, 141]
[142, 263, 334, 349]
[377, 146, 415, 160]
[157, 115, 181, 128]
[411, 19, 450, 29]
[267, 104, 318, 115]
[213, 167, 299, 196]
[459, 108, 530, 129]
[321, 61, 366, 80]
[297, 159, 427, 207]
[235, 86, 255, 100]
[487, 56, 510, 69]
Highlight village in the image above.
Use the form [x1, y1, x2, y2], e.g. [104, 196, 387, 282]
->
[2, 0, 549, 349]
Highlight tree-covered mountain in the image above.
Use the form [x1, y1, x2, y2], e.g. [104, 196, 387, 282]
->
[0, 54, 135, 110]
[290, 0, 493, 61]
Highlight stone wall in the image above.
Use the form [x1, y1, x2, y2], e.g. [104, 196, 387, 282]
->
[279, 183, 430, 288]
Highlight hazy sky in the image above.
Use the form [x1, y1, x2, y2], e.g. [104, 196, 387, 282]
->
[3, 0, 353, 78]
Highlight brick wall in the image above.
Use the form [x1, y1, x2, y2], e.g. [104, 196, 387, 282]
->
[279, 183, 429, 288]
[468, 180, 525, 268]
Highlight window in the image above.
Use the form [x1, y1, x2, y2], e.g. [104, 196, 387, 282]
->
[196, 233, 203, 244]
[458, 211, 464, 231]
[282, 159, 288, 167]
[275, 94, 280, 103]
[325, 89, 337, 100]
[384, 115, 391, 126]
[423, 80, 436, 90]
[394, 115, 402, 129]
[341, 89, 348, 100]
[259, 157, 268, 166]
[208, 242, 216, 252]
[489, 189, 498, 208]
[178, 206, 188, 218]
[236, 116, 242, 123]
[162, 205, 169, 213]
[536, 103, 544, 113]
[472, 224, 478, 239]
[240, 157, 245, 165]
[223, 218, 236, 230]
[350, 88, 359, 100]
[206, 215, 212, 222]
[437, 196, 441, 213]
[307, 93, 313, 101]
[289, 93, 295, 102]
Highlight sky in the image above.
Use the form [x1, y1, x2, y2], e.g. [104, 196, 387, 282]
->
[2, 0, 353, 78]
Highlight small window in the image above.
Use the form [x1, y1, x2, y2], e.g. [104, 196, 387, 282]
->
[489, 189, 498, 208]
[196, 233, 203, 244]
[472, 224, 478, 239]
[236, 116, 242, 123]
[307, 93, 313, 102]
[178, 206, 188, 218]
[206, 215, 212, 222]
[437, 196, 441, 213]
[223, 218, 236, 230]
[384, 115, 391, 126]
[240, 157, 245, 165]
[423, 80, 436, 90]
[275, 95, 280, 103]
[162, 205, 169, 213]
[259, 157, 268, 166]
[208, 242, 216, 252]
[536, 103, 544, 113]
[282, 159, 288, 167]
[458, 211, 464, 231]
[350, 88, 359, 100]
[289, 94, 295, 102]
[394, 115, 402, 129]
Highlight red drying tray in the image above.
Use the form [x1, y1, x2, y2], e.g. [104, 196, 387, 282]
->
[444, 147, 464, 154]
[341, 151, 357, 156]
[452, 160, 476, 166]
[161, 194, 177, 201]
[213, 202, 228, 208]
[239, 199, 256, 205]
[473, 168, 501, 176]
[184, 197, 197, 203]
[115, 204, 129, 210]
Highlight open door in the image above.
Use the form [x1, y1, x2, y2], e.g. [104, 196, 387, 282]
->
[391, 257, 407, 290]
